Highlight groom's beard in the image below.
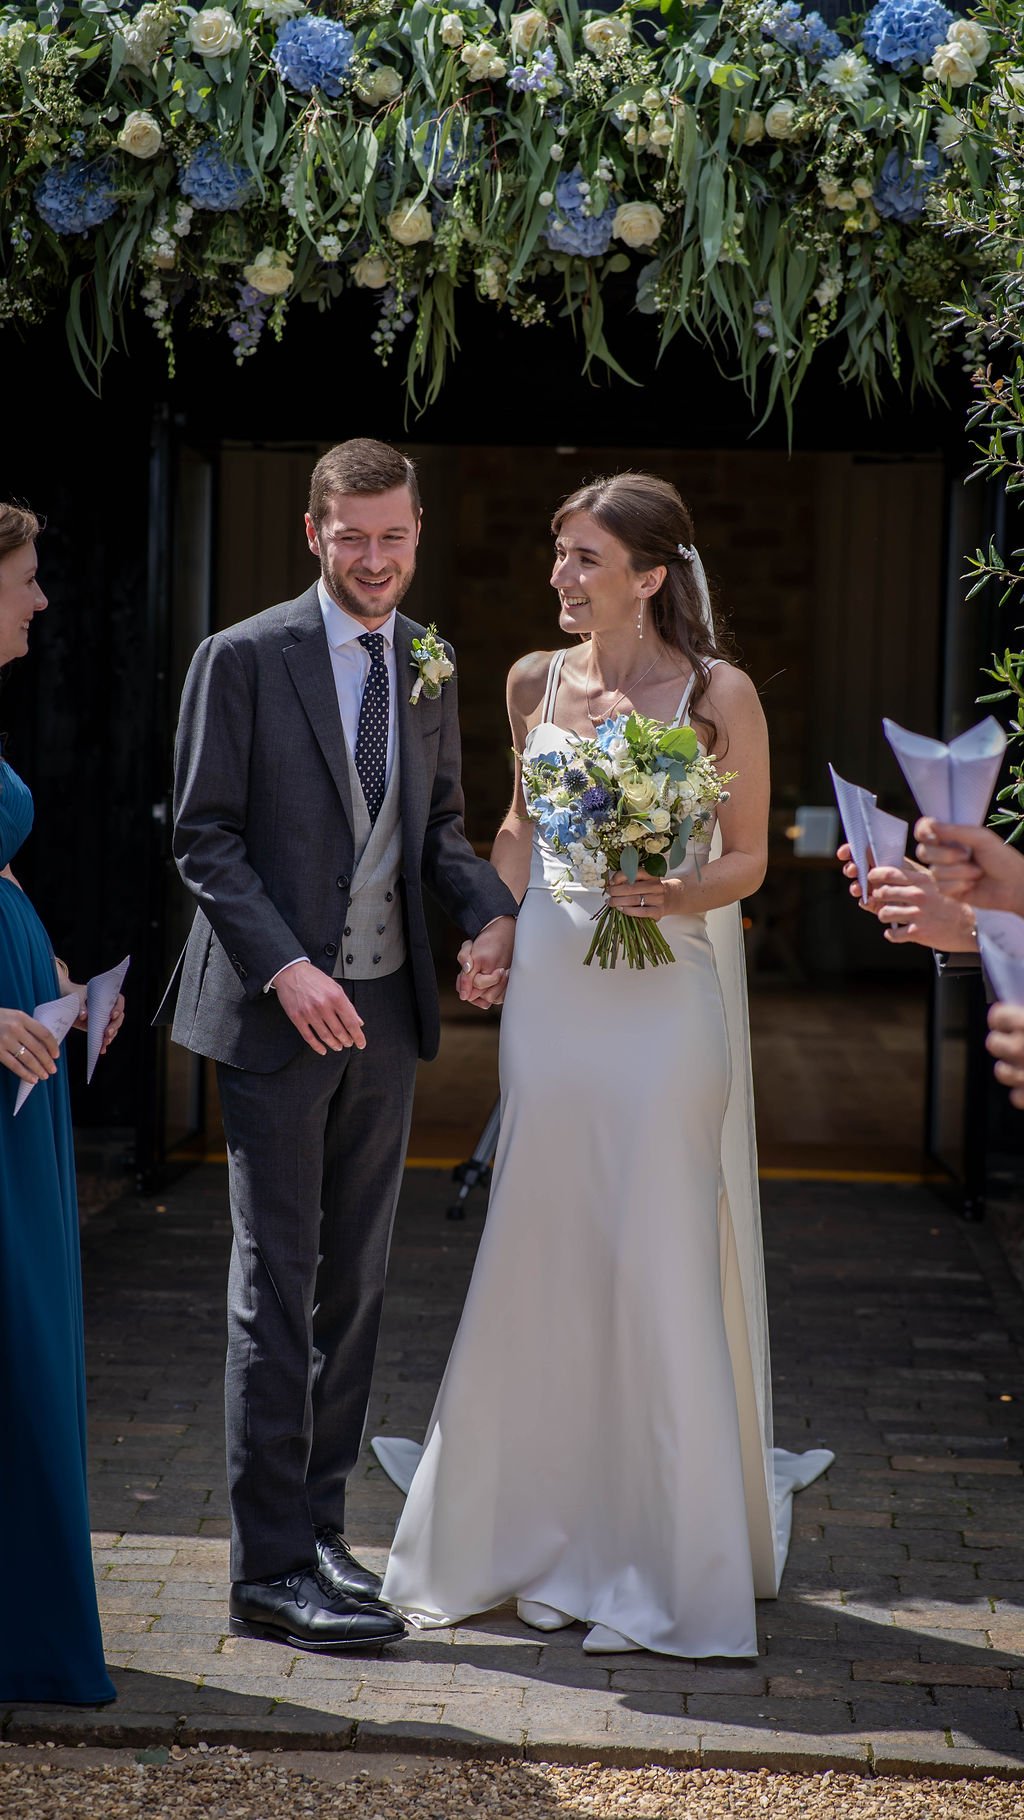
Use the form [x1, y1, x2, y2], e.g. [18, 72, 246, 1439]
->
[321, 557, 416, 621]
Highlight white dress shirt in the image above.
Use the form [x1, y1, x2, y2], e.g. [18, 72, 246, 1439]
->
[318, 579, 398, 785]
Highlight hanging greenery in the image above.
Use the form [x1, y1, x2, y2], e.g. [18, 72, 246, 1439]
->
[925, 0, 1024, 833]
[0, 0, 1010, 415]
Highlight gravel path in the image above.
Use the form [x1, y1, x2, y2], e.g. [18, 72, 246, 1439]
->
[0, 1750, 1021, 1819]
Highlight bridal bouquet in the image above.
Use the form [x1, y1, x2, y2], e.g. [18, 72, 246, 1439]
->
[522, 712, 731, 969]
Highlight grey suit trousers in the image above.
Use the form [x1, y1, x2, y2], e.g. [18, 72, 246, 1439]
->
[216, 965, 418, 1582]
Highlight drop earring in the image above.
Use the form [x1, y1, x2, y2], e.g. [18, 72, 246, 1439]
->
[637, 597, 645, 640]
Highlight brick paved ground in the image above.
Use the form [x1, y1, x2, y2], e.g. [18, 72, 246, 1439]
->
[4, 1166, 1024, 1779]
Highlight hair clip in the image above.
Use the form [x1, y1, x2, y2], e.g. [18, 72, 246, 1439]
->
[677, 542, 695, 562]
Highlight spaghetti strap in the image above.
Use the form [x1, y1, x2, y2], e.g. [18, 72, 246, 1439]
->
[673, 658, 721, 728]
[541, 649, 567, 724]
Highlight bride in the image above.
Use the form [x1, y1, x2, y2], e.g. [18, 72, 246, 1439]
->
[376, 472, 831, 1657]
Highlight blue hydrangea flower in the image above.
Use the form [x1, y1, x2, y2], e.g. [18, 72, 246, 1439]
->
[413, 115, 480, 192]
[759, 3, 841, 62]
[862, 0, 953, 72]
[35, 160, 118, 237]
[872, 142, 940, 221]
[272, 14, 354, 95]
[594, 715, 627, 751]
[178, 142, 255, 212]
[544, 167, 615, 259]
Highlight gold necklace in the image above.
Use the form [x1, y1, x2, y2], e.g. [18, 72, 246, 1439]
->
[585, 651, 663, 724]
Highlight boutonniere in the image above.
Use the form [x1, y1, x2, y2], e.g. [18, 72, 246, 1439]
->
[409, 624, 455, 705]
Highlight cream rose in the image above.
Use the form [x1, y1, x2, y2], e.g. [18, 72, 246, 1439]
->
[818, 175, 841, 205]
[649, 807, 671, 833]
[929, 40, 977, 86]
[611, 201, 664, 249]
[765, 99, 797, 140]
[947, 19, 990, 64]
[581, 15, 630, 57]
[387, 200, 434, 245]
[732, 110, 765, 146]
[117, 109, 163, 159]
[509, 8, 549, 59]
[352, 254, 391, 289]
[242, 249, 293, 295]
[440, 13, 464, 47]
[357, 64, 403, 103]
[621, 821, 647, 845]
[851, 175, 873, 200]
[621, 774, 658, 814]
[188, 7, 243, 56]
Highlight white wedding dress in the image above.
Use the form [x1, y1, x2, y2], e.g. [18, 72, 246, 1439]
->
[377, 652, 831, 1657]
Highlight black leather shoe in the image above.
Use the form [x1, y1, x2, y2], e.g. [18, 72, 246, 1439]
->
[229, 1570, 405, 1652]
[315, 1527, 385, 1602]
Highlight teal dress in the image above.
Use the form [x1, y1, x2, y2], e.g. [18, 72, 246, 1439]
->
[0, 759, 114, 1705]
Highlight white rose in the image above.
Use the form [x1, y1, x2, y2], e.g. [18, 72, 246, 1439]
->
[851, 175, 873, 200]
[644, 836, 669, 853]
[611, 201, 664, 249]
[732, 110, 765, 146]
[352, 253, 391, 289]
[116, 109, 163, 159]
[621, 821, 646, 845]
[649, 807, 671, 833]
[387, 200, 434, 245]
[581, 15, 630, 57]
[933, 111, 965, 155]
[422, 656, 450, 684]
[357, 65, 403, 103]
[947, 19, 990, 64]
[188, 7, 243, 56]
[834, 188, 857, 211]
[929, 40, 977, 86]
[509, 8, 549, 59]
[621, 774, 657, 814]
[440, 13, 464, 48]
[242, 248, 293, 295]
[765, 99, 797, 140]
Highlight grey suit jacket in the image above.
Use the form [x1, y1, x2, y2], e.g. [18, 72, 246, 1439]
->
[155, 585, 518, 1071]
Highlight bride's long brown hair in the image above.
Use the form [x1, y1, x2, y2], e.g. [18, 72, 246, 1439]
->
[551, 472, 733, 753]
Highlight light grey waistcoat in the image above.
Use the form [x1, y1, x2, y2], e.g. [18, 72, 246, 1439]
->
[333, 732, 406, 981]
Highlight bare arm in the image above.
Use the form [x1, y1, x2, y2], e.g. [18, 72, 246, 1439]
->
[490, 651, 554, 903]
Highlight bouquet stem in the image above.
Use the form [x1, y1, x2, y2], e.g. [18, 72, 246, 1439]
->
[583, 906, 677, 969]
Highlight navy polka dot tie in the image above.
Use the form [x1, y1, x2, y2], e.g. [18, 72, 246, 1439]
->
[355, 632, 389, 824]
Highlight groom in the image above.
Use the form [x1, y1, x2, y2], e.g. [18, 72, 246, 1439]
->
[159, 439, 517, 1651]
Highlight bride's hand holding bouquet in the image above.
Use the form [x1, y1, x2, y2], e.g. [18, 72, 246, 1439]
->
[522, 708, 733, 969]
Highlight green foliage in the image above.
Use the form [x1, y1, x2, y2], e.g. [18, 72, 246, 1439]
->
[0, 0, 1008, 415]
[930, 0, 1024, 835]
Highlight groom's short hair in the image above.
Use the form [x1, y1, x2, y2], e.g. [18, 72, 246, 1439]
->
[309, 439, 420, 527]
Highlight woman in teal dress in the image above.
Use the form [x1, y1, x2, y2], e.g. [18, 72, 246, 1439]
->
[0, 503, 123, 1705]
